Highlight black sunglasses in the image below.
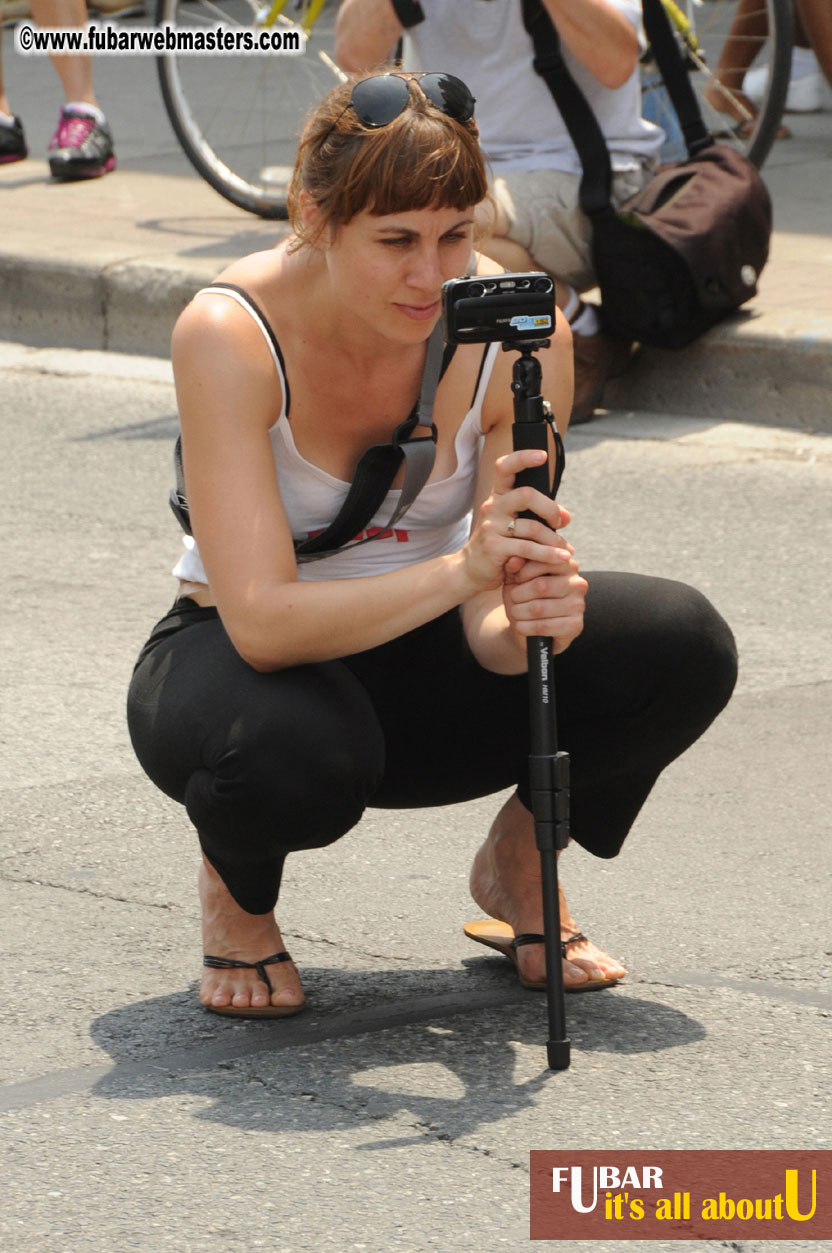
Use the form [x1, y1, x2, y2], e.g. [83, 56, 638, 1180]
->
[330, 72, 476, 135]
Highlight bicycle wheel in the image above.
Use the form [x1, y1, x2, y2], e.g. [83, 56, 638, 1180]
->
[641, 0, 793, 170]
[155, 0, 342, 218]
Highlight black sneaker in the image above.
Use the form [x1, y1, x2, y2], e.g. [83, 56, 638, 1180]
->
[47, 106, 116, 180]
[0, 116, 27, 165]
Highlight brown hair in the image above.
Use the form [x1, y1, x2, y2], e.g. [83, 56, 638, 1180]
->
[287, 72, 488, 249]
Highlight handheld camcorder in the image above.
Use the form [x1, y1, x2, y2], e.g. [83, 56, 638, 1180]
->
[441, 272, 555, 345]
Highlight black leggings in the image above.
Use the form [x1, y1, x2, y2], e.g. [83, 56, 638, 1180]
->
[127, 572, 737, 914]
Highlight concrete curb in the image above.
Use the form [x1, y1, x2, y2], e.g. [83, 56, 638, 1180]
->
[0, 251, 206, 358]
[3, 248, 831, 430]
[606, 306, 832, 431]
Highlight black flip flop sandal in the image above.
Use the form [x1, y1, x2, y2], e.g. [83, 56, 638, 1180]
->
[202, 951, 306, 1018]
[463, 920, 621, 992]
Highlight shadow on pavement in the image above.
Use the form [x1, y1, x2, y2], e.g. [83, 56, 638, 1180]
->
[87, 969, 705, 1143]
[137, 215, 283, 260]
[73, 414, 179, 441]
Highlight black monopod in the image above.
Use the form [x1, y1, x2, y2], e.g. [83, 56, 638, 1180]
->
[507, 338, 571, 1071]
[442, 273, 571, 1071]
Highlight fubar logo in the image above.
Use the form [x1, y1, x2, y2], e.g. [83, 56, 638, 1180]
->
[553, 1164, 664, 1214]
[530, 1151, 831, 1241]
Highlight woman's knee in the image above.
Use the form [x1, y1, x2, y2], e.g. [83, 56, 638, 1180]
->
[568, 572, 737, 738]
[659, 580, 738, 712]
[184, 670, 386, 857]
[187, 736, 381, 853]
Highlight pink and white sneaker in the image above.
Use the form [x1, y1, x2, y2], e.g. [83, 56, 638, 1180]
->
[47, 106, 116, 180]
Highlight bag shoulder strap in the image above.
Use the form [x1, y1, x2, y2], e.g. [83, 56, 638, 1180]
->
[521, 0, 613, 215]
[521, 0, 712, 220]
[640, 0, 711, 155]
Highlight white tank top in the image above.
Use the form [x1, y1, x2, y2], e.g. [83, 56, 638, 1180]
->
[172, 287, 500, 583]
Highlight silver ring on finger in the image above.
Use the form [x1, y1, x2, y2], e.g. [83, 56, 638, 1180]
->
[506, 517, 516, 537]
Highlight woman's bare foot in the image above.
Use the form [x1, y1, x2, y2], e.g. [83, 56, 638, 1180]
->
[468, 795, 627, 990]
[199, 856, 305, 1014]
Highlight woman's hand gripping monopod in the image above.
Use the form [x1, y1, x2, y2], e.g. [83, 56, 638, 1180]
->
[506, 338, 571, 1072]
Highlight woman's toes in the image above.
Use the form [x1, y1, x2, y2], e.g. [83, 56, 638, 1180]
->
[269, 965, 305, 1009]
[272, 986, 304, 1009]
[563, 960, 590, 987]
[564, 938, 626, 984]
[249, 984, 270, 1008]
[598, 956, 626, 980]
[208, 980, 234, 1007]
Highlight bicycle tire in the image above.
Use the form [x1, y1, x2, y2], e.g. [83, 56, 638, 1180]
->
[155, 0, 341, 218]
[641, 0, 793, 170]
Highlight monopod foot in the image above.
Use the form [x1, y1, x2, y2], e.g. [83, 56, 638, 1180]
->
[547, 1039, 571, 1071]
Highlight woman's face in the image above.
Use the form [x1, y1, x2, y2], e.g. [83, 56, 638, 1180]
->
[321, 203, 477, 342]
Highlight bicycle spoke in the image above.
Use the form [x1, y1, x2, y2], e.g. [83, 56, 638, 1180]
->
[644, 0, 792, 168]
[156, 0, 340, 215]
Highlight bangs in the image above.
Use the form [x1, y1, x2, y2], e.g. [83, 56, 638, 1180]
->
[287, 76, 488, 247]
[335, 112, 488, 220]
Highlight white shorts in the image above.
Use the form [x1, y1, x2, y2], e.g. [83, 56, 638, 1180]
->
[491, 163, 655, 293]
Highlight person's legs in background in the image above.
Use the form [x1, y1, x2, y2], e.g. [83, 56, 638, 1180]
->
[707, 0, 832, 125]
[789, 0, 832, 103]
[0, 0, 116, 177]
[704, 0, 771, 125]
[0, 20, 29, 161]
[32, 0, 117, 178]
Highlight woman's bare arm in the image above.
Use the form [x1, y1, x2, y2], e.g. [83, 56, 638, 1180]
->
[172, 296, 564, 673]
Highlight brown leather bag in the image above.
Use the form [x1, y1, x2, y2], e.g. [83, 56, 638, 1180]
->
[522, 0, 773, 349]
[591, 143, 772, 348]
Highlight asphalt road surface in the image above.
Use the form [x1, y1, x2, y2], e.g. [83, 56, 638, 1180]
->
[1, 341, 830, 1252]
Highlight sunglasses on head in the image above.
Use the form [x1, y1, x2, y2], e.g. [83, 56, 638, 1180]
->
[332, 72, 476, 134]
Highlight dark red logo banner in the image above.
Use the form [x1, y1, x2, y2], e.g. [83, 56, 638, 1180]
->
[530, 1151, 831, 1241]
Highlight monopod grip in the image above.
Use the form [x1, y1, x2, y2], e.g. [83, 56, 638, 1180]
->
[512, 421, 558, 513]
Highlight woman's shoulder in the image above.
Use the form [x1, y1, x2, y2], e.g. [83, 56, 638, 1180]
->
[173, 246, 296, 362]
[211, 243, 291, 295]
[176, 242, 307, 334]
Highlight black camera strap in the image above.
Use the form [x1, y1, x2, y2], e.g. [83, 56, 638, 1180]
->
[169, 286, 453, 564]
[295, 319, 447, 563]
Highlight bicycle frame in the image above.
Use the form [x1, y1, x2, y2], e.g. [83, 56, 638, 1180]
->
[261, 0, 329, 33]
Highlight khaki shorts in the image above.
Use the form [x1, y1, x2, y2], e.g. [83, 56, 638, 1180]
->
[491, 163, 655, 293]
